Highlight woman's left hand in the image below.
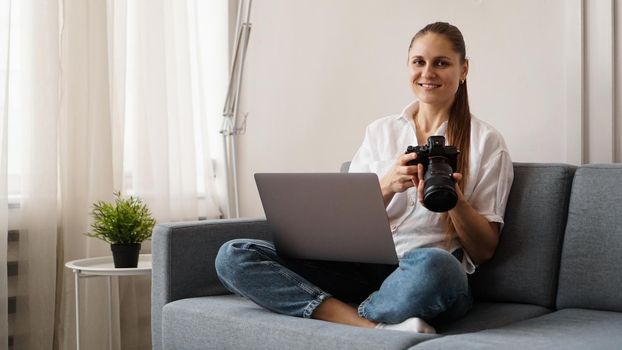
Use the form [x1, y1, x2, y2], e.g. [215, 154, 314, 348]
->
[450, 172, 465, 202]
[416, 170, 465, 205]
[417, 169, 499, 263]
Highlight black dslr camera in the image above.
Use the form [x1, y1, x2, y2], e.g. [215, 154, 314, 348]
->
[405, 136, 459, 212]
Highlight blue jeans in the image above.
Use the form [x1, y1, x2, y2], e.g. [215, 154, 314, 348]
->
[215, 239, 472, 325]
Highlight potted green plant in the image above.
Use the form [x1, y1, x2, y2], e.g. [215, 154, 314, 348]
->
[85, 191, 156, 268]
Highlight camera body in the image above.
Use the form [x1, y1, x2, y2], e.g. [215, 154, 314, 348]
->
[405, 136, 459, 212]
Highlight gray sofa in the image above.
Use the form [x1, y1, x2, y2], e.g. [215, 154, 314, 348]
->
[152, 163, 622, 350]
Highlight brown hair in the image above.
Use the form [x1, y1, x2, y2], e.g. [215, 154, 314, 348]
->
[409, 22, 471, 243]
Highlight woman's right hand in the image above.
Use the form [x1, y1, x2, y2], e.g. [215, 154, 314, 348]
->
[380, 152, 423, 206]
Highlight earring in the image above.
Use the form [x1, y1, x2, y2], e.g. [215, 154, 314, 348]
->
[461, 79, 465, 84]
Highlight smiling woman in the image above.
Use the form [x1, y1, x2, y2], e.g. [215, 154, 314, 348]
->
[215, 21, 514, 335]
[404, 23, 475, 258]
[408, 33, 468, 109]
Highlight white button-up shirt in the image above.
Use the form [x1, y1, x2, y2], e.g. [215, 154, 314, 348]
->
[349, 101, 514, 273]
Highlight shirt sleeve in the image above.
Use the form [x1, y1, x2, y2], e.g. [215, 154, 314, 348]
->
[468, 150, 514, 228]
[348, 125, 374, 173]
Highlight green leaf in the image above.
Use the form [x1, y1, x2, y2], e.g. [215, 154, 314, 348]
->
[84, 191, 156, 244]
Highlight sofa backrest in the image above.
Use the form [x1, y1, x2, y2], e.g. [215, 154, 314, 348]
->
[556, 164, 622, 312]
[340, 162, 351, 173]
[469, 163, 576, 308]
[343, 161, 577, 308]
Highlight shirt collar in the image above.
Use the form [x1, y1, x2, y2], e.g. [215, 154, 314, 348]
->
[397, 100, 419, 122]
[397, 100, 449, 138]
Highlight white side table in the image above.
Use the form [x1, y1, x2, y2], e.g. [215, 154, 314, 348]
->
[65, 254, 152, 350]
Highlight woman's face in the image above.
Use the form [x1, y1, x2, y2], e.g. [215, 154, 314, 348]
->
[408, 33, 468, 109]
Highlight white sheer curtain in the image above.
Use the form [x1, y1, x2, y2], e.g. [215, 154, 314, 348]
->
[1, 1, 10, 349]
[122, 0, 222, 222]
[1, 0, 226, 349]
[7, 2, 61, 349]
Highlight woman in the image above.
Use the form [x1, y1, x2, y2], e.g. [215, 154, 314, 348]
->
[216, 22, 513, 334]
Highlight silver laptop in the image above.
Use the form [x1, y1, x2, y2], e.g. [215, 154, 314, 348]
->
[254, 173, 399, 265]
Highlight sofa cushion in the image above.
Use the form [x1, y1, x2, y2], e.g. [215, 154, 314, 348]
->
[436, 302, 550, 334]
[556, 164, 622, 312]
[161, 295, 437, 350]
[152, 219, 274, 350]
[411, 308, 622, 350]
[469, 163, 576, 308]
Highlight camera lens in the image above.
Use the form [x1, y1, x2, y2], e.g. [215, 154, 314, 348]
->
[423, 157, 458, 212]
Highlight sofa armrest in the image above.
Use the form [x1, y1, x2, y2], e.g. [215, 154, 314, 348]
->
[151, 218, 273, 350]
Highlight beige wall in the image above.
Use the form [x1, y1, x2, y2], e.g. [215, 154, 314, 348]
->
[234, 0, 621, 217]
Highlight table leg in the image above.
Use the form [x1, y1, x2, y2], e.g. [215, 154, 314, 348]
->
[74, 271, 81, 350]
[108, 276, 112, 350]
